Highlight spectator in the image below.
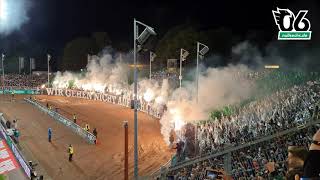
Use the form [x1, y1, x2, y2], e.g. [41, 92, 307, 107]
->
[6, 120, 11, 129]
[286, 146, 308, 179]
[303, 129, 320, 179]
[13, 119, 18, 129]
[13, 129, 20, 144]
[93, 128, 97, 144]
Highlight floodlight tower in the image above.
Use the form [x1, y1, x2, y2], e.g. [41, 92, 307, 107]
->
[149, 51, 156, 79]
[1, 53, 4, 90]
[29, 58, 32, 75]
[47, 54, 51, 87]
[133, 19, 156, 179]
[196, 42, 209, 103]
[179, 48, 189, 88]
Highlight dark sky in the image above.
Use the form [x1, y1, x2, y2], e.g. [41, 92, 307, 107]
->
[4, 0, 320, 54]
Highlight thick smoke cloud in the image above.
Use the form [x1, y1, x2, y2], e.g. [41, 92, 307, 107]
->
[0, 0, 31, 35]
[53, 50, 130, 93]
[53, 40, 317, 145]
[52, 49, 172, 104]
[51, 44, 262, 145]
[160, 65, 255, 144]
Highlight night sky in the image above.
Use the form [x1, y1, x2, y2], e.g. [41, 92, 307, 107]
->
[2, 0, 320, 54]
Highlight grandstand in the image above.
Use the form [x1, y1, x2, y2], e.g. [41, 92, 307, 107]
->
[0, 71, 320, 179]
[153, 119, 319, 179]
[151, 72, 320, 180]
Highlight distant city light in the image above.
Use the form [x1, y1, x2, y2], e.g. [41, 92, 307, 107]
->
[265, 65, 280, 69]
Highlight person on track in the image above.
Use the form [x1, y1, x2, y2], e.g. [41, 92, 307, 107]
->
[11, 91, 15, 101]
[13, 119, 18, 129]
[84, 123, 90, 132]
[93, 128, 97, 144]
[68, 144, 74, 162]
[48, 128, 52, 142]
[93, 128, 97, 138]
[13, 129, 20, 144]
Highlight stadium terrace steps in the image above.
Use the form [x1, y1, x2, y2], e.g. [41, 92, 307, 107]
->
[152, 117, 320, 178]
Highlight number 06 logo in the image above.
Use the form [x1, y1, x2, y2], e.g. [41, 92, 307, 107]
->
[272, 8, 312, 40]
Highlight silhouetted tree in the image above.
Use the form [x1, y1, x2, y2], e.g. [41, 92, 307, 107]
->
[61, 37, 98, 71]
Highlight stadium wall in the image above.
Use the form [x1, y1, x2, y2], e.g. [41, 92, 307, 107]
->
[0, 87, 39, 94]
[0, 114, 32, 178]
[24, 98, 96, 144]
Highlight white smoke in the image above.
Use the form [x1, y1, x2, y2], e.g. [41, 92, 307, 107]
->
[52, 50, 172, 104]
[53, 52, 129, 93]
[0, 0, 31, 35]
[52, 42, 266, 145]
[160, 64, 255, 144]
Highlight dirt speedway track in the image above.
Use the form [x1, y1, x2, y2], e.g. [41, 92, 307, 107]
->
[0, 95, 172, 180]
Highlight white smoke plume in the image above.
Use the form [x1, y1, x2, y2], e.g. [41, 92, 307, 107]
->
[52, 42, 268, 145]
[160, 64, 255, 144]
[0, 0, 31, 35]
[53, 52, 128, 93]
[52, 50, 172, 104]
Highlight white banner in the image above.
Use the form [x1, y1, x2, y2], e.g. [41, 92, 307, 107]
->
[45, 88, 164, 119]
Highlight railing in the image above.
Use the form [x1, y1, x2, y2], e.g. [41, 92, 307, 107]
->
[0, 86, 40, 94]
[151, 117, 320, 179]
[0, 113, 32, 179]
[24, 98, 96, 144]
[149, 158, 172, 178]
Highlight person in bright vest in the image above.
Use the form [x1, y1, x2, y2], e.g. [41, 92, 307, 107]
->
[84, 123, 90, 132]
[68, 144, 74, 162]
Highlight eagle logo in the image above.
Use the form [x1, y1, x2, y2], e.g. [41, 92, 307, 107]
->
[272, 7, 311, 32]
[272, 8, 295, 31]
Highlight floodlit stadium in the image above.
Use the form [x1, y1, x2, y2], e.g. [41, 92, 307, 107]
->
[0, 0, 320, 179]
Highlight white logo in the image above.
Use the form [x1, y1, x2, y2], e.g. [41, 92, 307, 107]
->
[272, 7, 312, 40]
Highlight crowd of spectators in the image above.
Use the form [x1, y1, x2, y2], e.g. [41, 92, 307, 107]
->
[151, 70, 179, 87]
[167, 126, 319, 180]
[165, 80, 320, 179]
[197, 81, 320, 156]
[0, 74, 47, 89]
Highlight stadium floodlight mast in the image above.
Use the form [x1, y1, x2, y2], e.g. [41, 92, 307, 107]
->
[18, 57, 24, 74]
[196, 42, 209, 103]
[133, 19, 156, 180]
[179, 48, 189, 88]
[149, 51, 156, 79]
[1, 53, 4, 90]
[47, 54, 51, 87]
[29, 58, 32, 75]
